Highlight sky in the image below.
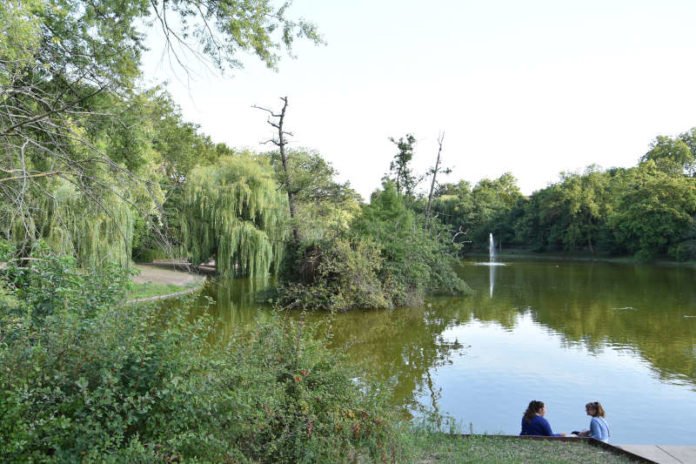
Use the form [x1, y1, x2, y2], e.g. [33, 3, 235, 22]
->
[141, 0, 696, 200]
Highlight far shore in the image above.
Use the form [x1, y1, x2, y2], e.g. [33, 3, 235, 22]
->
[463, 248, 696, 269]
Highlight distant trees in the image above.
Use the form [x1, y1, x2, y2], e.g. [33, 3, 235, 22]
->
[641, 130, 696, 177]
[429, 131, 696, 261]
[608, 163, 696, 259]
[431, 173, 523, 250]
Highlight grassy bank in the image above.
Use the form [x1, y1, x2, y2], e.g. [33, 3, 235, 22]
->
[405, 433, 637, 464]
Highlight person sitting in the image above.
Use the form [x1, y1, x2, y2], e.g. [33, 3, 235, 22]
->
[520, 400, 565, 436]
[575, 401, 610, 443]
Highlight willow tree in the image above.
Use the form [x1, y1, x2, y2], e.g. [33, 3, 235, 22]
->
[1, 0, 319, 264]
[182, 155, 288, 277]
[44, 181, 135, 269]
[0, 178, 136, 270]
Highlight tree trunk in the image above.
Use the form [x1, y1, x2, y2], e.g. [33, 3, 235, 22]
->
[253, 96, 300, 242]
[425, 133, 446, 229]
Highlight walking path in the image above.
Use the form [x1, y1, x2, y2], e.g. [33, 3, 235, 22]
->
[132, 263, 205, 286]
[129, 264, 206, 303]
[618, 445, 696, 464]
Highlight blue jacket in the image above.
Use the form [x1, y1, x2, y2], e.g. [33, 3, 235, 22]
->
[589, 416, 610, 442]
[520, 415, 560, 436]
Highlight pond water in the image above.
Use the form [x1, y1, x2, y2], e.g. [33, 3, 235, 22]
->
[192, 258, 696, 445]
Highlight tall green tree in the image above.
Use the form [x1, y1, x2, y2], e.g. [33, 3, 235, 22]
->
[1, 0, 319, 265]
[268, 149, 361, 242]
[354, 182, 469, 306]
[384, 134, 419, 198]
[641, 135, 695, 176]
[469, 173, 523, 248]
[536, 166, 611, 253]
[181, 155, 288, 277]
[430, 180, 474, 245]
[608, 162, 696, 259]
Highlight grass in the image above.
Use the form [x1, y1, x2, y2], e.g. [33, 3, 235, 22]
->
[404, 433, 638, 464]
[127, 281, 202, 300]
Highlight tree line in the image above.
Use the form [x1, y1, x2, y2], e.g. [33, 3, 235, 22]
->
[430, 130, 696, 261]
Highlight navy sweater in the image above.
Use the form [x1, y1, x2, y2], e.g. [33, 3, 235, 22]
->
[520, 415, 559, 436]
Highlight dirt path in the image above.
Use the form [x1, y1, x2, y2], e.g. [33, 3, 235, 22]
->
[132, 264, 205, 286]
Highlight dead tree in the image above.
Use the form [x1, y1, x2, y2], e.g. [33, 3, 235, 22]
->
[252, 96, 300, 243]
[425, 132, 450, 229]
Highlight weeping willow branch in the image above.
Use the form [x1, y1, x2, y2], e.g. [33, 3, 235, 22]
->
[181, 155, 288, 277]
[44, 180, 135, 269]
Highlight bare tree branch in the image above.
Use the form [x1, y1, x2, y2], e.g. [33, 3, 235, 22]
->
[253, 96, 300, 242]
[425, 132, 446, 228]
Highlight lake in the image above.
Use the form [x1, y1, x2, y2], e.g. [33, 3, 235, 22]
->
[193, 258, 696, 444]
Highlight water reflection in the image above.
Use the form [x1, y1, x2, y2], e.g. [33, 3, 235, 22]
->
[183, 259, 696, 443]
[300, 306, 467, 415]
[455, 260, 696, 386]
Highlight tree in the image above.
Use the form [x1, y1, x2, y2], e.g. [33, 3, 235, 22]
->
[608, 162, 696, 259]
[676, 128, 696, 176]
[540, 166, 611, 253]
[384, 134, 419, 198]
[430, 180, 475, 247]
[641, 135, 695, 176]
[354, 182, 469, 307]
[253, 97, 300, 242]
[425, 132, 451, 229]
[469, 173, 523, 248]
[267, 149, 361, 242]
[1, 0, 320, 265]
[181, 155, 288, 277]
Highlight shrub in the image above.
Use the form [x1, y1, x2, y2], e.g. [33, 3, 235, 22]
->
[277, 238, 390, 311]
[277, 182, 471, 311]
[0, 252, 403, 462]
[669, 239, 696, 262]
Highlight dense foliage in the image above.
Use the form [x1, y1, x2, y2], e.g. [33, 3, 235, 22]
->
[431, 131, 696, 261]
[278, 181, 471, 311]
[1, 0, 318, 266]
[272, 135, 472, 312]
[181, 154, 289, 277]
[0, 248, 403, 462]
[2, 1, 695, 458]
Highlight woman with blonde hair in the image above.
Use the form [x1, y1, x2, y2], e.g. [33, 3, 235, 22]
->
[576, 401, 610, 442]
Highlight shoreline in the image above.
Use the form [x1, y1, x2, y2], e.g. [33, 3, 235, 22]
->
[127, 264, 207, 303]
[462, 249, 696, 269]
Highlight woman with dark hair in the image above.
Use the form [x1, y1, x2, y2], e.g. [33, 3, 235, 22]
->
[520, 400, 565, 436]
[576, 401, 610, 442]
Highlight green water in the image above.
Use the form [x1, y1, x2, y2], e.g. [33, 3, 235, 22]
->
[192, 258, 696, 444]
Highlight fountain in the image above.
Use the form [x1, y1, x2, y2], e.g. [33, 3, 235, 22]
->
[471, 233, 506, 296]
[474, 233, 505, 267]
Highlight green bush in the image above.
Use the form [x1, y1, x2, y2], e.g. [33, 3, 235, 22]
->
[278, 238, 390, 311]
[669, 239, 696, 262]
[278, 182, 471, 311]
[0, 252, 403, 462]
